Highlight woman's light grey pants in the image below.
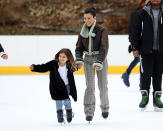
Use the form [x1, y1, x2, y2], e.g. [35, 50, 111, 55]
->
[83, 55, 109, 117]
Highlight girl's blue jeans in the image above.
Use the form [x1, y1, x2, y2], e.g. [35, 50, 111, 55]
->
[56, 85, 72, 110]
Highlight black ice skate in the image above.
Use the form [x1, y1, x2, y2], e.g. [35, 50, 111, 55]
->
[121, 72, 130, 87]
[86, 116, 93, 124]
[66, 109, 73, 123]
[102, 112, 109, 119]
[153, 91, 163, 112]
[57, 110, 65, 124]
[139, 90, 149, 111]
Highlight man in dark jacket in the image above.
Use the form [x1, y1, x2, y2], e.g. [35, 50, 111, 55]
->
[129, 0, 163, 111]
[0, 44, 8, 60]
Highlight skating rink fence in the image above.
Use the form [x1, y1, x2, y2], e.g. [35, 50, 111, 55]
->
[0, 35, 139, 75]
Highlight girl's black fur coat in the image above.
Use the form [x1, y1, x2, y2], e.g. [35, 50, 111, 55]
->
[32, 60, 77, 102]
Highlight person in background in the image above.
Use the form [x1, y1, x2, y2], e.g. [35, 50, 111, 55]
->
[122, 0, 150, 88]
[0, 43, 8, 60]
[129, 0, 163, 111]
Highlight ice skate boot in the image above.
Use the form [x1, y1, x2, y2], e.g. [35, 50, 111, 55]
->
[57, 110, 64, 124]
[153, 91, 163, 112]
[102, 112, 109, 119]
[86, 116, 93, 124]
[66, 109, 73, 123]
[139, 90, 149, 111]
[121, 72, 130, 87]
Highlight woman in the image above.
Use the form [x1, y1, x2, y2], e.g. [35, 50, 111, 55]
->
[75, 7, 109, 122]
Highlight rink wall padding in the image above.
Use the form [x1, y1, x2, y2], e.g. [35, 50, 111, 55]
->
[0, 35, 139, 75]
[0, 66, 139, 75]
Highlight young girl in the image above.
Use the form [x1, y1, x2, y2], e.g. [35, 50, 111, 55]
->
[29, 48, 77, 123]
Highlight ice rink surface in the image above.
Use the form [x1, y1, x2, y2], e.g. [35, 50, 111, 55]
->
[0, 74, 163, 131]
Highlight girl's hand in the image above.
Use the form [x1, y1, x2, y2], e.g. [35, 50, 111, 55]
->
[95, 66, 100, 71]
[77, 64, 83, 69]
[29, 65, 34, 71]
[1, 54, 8, 60]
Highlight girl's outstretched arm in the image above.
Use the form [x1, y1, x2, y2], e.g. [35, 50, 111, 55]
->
[30, 60, 53, 73]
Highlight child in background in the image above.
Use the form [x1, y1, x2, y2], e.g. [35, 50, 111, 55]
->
[121, 0, 150, 88]
[29, 48, 77, 123]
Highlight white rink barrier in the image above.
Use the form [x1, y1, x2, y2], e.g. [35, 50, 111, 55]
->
[0, 35, 139, 74]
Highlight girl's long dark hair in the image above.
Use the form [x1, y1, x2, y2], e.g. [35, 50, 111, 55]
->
[55, 48, 76, 70]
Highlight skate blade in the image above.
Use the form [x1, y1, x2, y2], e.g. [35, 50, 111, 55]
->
[72, 112, 75, 118]
[141, 108, 146, 111]
[88, 121, 91, 124]
[140, 107, 147, 111]
[154, 107, 163, 112]
[59, 120, 66, 125]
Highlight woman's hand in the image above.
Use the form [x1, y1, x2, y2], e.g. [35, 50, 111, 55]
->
[29, 65, 34, 71]
[95, 66, 100, 71]
[1, 54, 8, 60]
[77, 64, 83, 69]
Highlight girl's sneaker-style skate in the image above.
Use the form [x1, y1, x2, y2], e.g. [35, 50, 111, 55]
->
[57, 110, 64, 123]
[66, 109, 73, 123]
